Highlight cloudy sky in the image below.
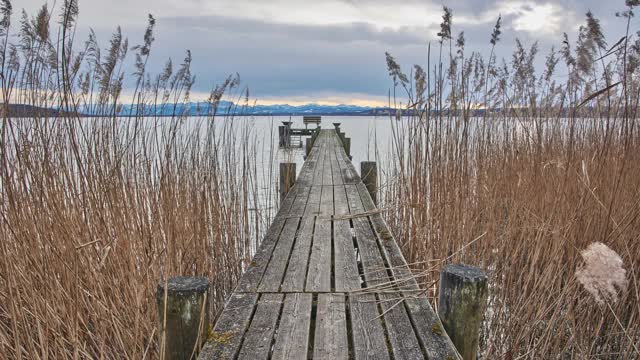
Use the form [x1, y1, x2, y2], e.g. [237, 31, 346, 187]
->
[18, 0, 636, 106]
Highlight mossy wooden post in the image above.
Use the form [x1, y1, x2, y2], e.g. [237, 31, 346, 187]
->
[280, 162, 296, 203]
[157, 277, 210, 360]
[438, 264, 488, 360]
[360, 161, 377, 205]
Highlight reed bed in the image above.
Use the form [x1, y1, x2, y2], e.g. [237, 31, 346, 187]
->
[0, 1, 274, 358]
[383, 3, 640, 358]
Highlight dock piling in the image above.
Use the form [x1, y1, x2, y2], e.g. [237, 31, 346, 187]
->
[305, 138, 312, 158]
[157, 277, 210, 360]
[360, 161, 377, 205]
[438, 264, 488, 360]
[344, 137, 351, 159]
[279, 162, 297, 203]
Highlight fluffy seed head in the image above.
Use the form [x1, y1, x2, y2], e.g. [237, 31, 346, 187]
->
[576, 242, 627, 305]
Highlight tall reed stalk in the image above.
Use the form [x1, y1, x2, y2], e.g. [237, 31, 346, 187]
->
[0, 1, 271, 358]
[384, 3, 640, 358]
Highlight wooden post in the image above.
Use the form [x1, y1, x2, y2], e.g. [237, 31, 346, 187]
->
[157, 277, 210, 360]
[305, 138, 312, 157]
[278, 126, 286, 147]
[280, 162, 296, 203]
[344, 137, 351, 159]
[438, 264, 488, 360]
[360, 161, 377, 205]
[284, 124, 291, 147]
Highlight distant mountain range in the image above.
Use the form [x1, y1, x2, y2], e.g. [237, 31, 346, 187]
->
[113, 101, 395, 116]
[8, 102, 509, 118]
[6, 101, 399, 118]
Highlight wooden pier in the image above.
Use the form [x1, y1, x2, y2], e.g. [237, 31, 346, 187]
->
[198, 129, 461, 359]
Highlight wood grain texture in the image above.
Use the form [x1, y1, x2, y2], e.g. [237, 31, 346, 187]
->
[237, 293, 284, 360]
[314, 294, 349, 360]
[272, 293, 313, 360]
[199, 293, 258, 360]
[349, 294, 390, 360]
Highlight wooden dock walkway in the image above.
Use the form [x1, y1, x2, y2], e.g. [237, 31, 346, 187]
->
[199, 130, 459, 359]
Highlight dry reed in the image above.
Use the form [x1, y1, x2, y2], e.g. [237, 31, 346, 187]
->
[383, 3, 640, 358]
[0, 1, 273, 358]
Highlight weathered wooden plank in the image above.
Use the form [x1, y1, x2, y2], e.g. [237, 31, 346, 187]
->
[333, 185, 360, 292]
[345, 184, 365, 213]
[330, 144, 344, 186]
[322, 142, 333, 185]
[378, 293, 425, 360]
[271, 293, 313, 360]
[236, 215, 288, 293]
[304, 186, 322, 216]
[319, 185, 334, 216]
[347, 186, 389, 288]
[314, 294, 349, 360]
[305, 217, 332, 292]
[334, 219, 361, 292]
[356, 182, 376, 211]
[297, 160, 316, 187]
[258, 217, 300, 292]
[298, 132, 323, 186]
[198, 293, 258, 360]
[306, 185, 334, 292]
[335, 144, 360, 184]
[367, 214, 418, 292]
[405, 297, 460, 360]
[289, 186, 311, 215]
[333, 184, 350, 216]
[237, 293, 284, 360]
[313, 141, 326, 186]
[322, 144, 334, 186]
[345, 183, 389, 289]
[349, 294, 390, 360]
[281, 216, 315, 292]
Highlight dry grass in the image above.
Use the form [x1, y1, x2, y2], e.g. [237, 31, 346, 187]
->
[0, 2, 273, 358]
[383, 4, 640, 358]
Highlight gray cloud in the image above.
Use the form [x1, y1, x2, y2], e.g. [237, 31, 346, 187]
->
[162, 15, 430, 46]
[15, 0, 636, 104]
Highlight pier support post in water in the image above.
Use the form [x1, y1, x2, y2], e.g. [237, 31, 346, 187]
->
[280, 162, 297, 203]
[157, 277, 210, 360]
[360, 161, 377, 205]
[438, 264, 488, 360]
[344, 137, 352, 159]
[279, 122, 292, 147]
[305, 138, 312, 158]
